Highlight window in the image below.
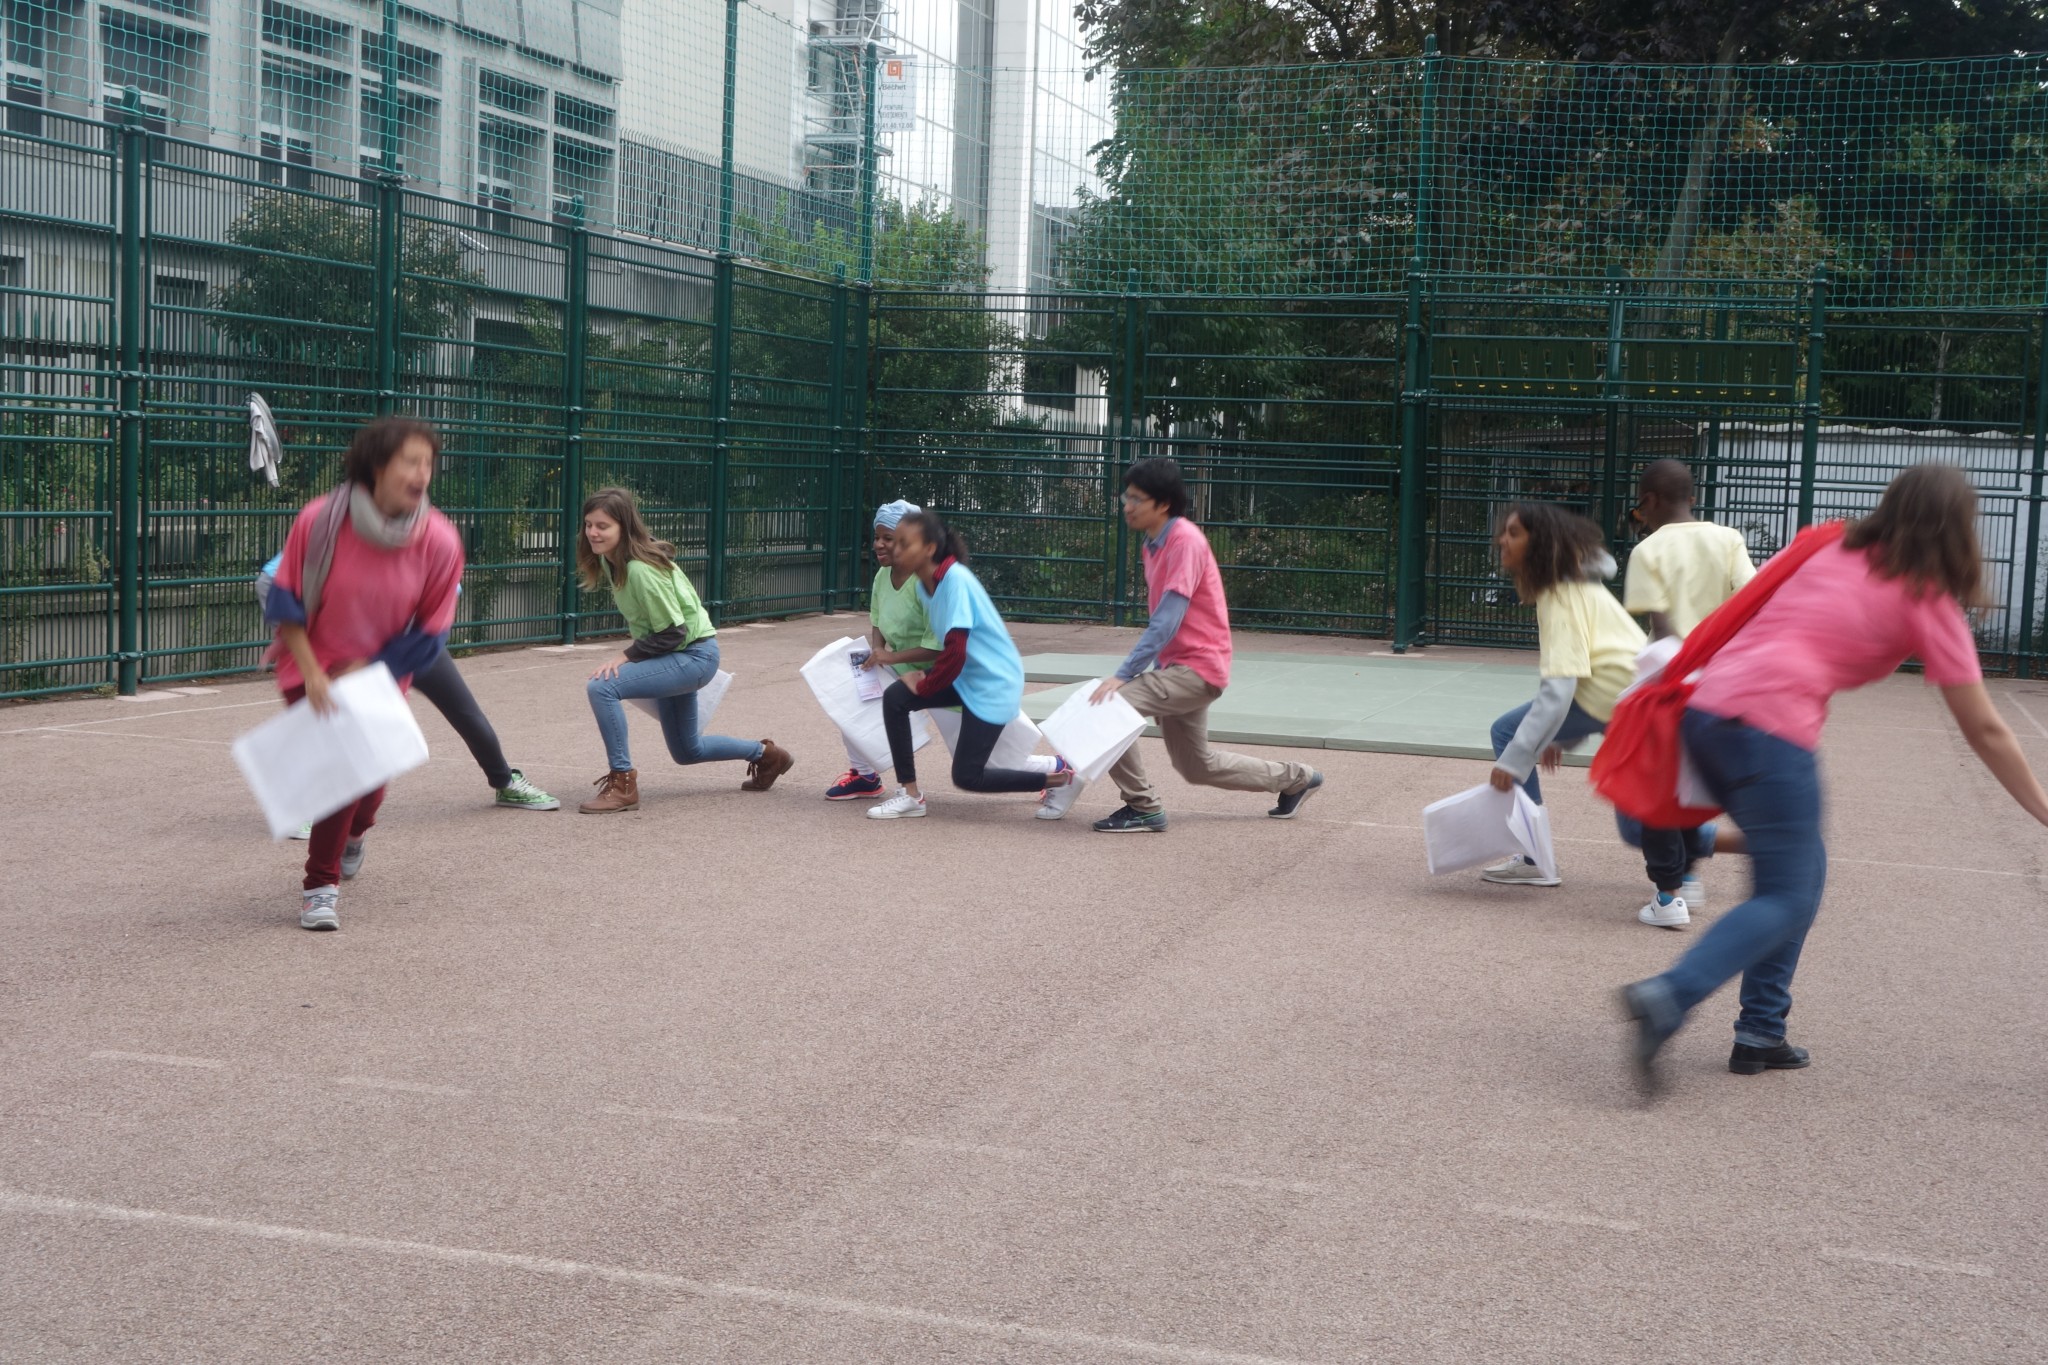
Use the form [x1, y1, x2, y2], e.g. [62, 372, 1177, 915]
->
[100, 8, 203, 123]
[361, 31, 439, 89]
[553, 93, 611, 140]
[152, 272, 206, 356]
[552, 134, 611, 222]
[260, 57, 345, 187]
[475, 114, 541, 230]
[131, 0, 203, 18]
[477, 69, 543, 118]
[0, 253, 24, 289]
[260, 1, 348, 62]
[359, 84, 436, 181]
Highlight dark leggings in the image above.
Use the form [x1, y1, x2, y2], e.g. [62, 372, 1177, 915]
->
[882, 679, 1046, 794]
[411, 648, 513, 789]
[1640, 825, 1710, 894]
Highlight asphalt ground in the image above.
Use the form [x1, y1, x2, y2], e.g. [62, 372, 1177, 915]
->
[2, 616, 2045, 1363]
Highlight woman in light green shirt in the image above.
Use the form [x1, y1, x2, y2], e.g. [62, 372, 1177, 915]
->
[576, 487, 795, 813]
[826, 499, 943, 799]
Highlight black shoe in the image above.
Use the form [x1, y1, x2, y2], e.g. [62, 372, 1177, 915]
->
[1729, 1041, 1811, 1075]
[1619, 981, 1677, 1098]
[1092, 804, 1168, 834]
[1268, 771, 1324, 819]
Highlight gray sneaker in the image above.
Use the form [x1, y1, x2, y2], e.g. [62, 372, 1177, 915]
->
[299, 886, 340, 931]
[340, 838, 366, 880]
[495, 770, 560, 811]
[1268, 771, 1324, 819]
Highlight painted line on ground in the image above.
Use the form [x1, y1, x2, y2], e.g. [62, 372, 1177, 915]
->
[1173, 1170, 1327, 1196]
[596, 1104, 743, 1127]
[30, 728, 231, 748]
[2003, 693, 2048, 739]
[0, 697, 280, 735]
[1470, 1202, 1640, 1233]
[861, 1133, 1040, 1161]
[89, 1050, 226, 1070]
[0, 1187, 1326, 1365]
[334, 1076, 473, 1098]
[1820, 1246, 1994, 1277]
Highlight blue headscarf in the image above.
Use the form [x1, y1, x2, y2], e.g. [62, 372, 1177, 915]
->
[873, 498, 921, 530]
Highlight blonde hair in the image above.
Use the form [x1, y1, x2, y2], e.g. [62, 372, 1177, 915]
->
[576, 486, 676, 591]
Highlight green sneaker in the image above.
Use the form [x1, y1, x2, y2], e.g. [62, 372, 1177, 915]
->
[1092, 804, 1168, 834]
[495, 770, 560, 811]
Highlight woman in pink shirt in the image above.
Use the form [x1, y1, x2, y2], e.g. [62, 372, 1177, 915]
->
[1622, 464, 2048, 1088]
[264, 418, 464, 932]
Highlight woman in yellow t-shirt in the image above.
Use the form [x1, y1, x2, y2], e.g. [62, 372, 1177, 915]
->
[1481, 503, 1645, 888]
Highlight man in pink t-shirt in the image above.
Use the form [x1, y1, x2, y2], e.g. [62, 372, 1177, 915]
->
[1084, 458, 1321, 833]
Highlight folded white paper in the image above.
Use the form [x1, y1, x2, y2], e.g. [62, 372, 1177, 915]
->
[1423, 783, 1559, 877]
[629, 668, 732, 726]
[800, 635, 928, 774]
[850, 646, 891, 702]
[929, 706, 1046, 770]
[1037, 682, 1146, 783]
[231, 663, 429, 840]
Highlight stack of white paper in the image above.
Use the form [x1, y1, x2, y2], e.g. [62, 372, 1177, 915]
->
[800, 635, 928, 774]
[1037, 682, 1147, 783]
[629, 669, 733, 726]
[1422, 782, 1557, 879]
[231, 663, 430, 840]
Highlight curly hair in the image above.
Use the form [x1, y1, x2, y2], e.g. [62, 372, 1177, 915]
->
[1505, 502, 1607, 601]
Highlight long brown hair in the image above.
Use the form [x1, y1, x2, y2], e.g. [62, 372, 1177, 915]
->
[576, 486, 676, 591]
[1842, 463, 1984, 605]
[1506, 502, 1606, 601]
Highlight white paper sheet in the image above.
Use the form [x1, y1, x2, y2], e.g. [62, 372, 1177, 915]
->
[1422, 782, 1559, 877]
[928, 706, 1046, 769]
[800, 635, 928, 774]
[231, 663, 430, 840]
[629, 668, 732, 726]
[1037, 682, 1147, 784]
[849, 646, 891, 702]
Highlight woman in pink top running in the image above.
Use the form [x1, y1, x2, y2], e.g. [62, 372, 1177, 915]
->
[264, 418, 464, 932]
[1621, 464, 2048, 1089]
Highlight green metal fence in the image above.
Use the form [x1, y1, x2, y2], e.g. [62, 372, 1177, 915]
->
[7, 42, 2048, 700]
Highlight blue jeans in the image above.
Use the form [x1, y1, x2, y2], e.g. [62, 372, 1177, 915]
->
[585, 638, 761, 773]
[1647, 709, 1826, 1045]
[1489, 698, 1606, 804]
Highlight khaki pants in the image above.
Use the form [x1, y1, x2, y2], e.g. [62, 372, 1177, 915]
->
[1108, 665, 1314, 815]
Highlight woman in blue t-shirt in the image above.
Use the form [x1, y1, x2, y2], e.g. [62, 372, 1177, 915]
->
[869, 510, 1073, 820]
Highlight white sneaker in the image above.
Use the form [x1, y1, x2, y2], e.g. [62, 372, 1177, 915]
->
[299, 886, 340, 931]
[289, 823, 313, 841]
[1638, 894, 1691, 929]
[1480, 856, 1561, 887]
[867, 788, 928, 820]
[1036, 776, 1084, 821]
[1679, 876, 1706, 910]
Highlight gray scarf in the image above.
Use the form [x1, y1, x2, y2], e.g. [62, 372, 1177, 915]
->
[299, 483, 425, 622]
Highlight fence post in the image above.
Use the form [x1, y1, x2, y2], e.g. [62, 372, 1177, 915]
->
[371, 0, 402, 417]
[2020, 304, 2048, 677]
[113, 89, 145, 696]
[1413, 34, 1440, 275]
[848, 278, 872, 535]
[1702, 283, 1730, 517]
[824, 263, 848, 612]
[718, 0, 738, 256]
[1599, 266, 1626, 541]
[859, 42, 878, 286]
[1393, 269, 1428, 651]
[1797, 266, 1828, 527]
[709, 254, 734, 621]
[558, 198, 588, 643]
[1112, 270, 1140, 626]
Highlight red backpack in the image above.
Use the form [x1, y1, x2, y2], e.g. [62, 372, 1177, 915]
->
[1590, 519, 1847, 827]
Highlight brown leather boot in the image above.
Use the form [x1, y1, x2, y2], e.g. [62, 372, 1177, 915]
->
[741, 739, 795, 792]
[578, 768, 640, 813]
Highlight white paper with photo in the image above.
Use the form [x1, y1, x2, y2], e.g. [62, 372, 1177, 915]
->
[800, 635, 927, 773]
[1037, 683, 1146, 783]
[629, 668, 732, 726]
[1422, 782, 1521, 875]
[231, 663, 429, 840]
[850, 646, 891, 702]
[928, 706, 1046, 769]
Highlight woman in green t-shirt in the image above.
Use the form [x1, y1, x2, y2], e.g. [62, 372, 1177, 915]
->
[576, 487, 795, 813]
[825, 499, 943, 799]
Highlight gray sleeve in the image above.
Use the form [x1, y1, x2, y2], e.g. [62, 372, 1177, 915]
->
[1114, 591, 1191, 680]
[1497, 675, 1578, 780]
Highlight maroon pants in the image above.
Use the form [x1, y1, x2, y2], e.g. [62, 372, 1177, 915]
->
[283, 684, 387, 891]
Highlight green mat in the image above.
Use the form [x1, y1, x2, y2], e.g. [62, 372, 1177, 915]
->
[1019, 653, 1600, 764]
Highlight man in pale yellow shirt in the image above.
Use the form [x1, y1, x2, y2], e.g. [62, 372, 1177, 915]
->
[1624, 460, 1756, 640]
